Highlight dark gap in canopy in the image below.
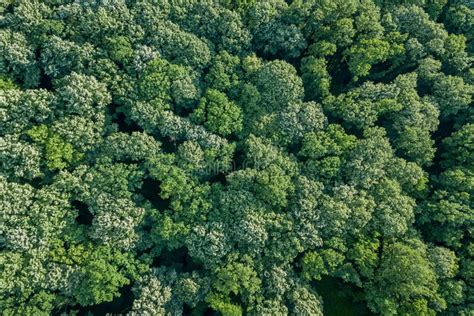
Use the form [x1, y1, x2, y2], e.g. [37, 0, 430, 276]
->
[110, 105, 144, 134]
[140, 177, 170, 211]
[72, 200, 93, 225]
[152, 246, 202, 273]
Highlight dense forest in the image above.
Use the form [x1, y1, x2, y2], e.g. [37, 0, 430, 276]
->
[0, 0, 473, 315]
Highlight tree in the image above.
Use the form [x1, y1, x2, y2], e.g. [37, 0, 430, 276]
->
[148, 20, 212, 71]
[55, 72, 111, 116]
[103, 36, 134, 65]
[392, 5, 448, 56]
[27, 124, 82, 171]
[431, 74, 473, 118]
[418, 124, 473, 249]
[191, 89, 243, 136]
[367, 239, 445, 315]
[343, 127, 394, 189]
[287, 285, 324, 316]
[173, 2, 251, 55]
[323, 79, 401, 130]
[300, 124, 357, 160]
[441, 123, 474, 169]
[385, 74, 439, 166]
[0, 134, 43, 179]
[444, 4, 474, 53]
[98, 131, 162, 163]
[0, 29, 40, 87]
[304, 0, 358, 48]
[205, 51, 241, 94]
[40, 36, 95, 79]
[301, 55, 332, 101]
[50, 243, 145, 307]
[429, 246, 464, 305]
[136, 57, 199, 110]
[248, 100, 327, 146]
[131, 268, 209, 315]
[212, 254, 261, 304]
[250, 4, 307, 59]
[252, 60, 304, 113]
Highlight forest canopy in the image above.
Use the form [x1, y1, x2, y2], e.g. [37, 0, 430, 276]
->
[0, 0, 473, 315]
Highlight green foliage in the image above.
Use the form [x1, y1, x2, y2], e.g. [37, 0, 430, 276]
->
[191, 89, 243, 136]
[50, 243, 143, 306]
[432, 74, 473, 118]
[104, 36, 134, 64]
[302, 251, 326, 281]
[149, 20, 212, 70]
[41, 36, 94, 78]
[0, 134, 43, 180]
[367, 239, 445, 315]
[213, 254, 261, 302]
[27, 124, 82, 170]
[252, 59, 304, 112]
[0, 1, 472, 315]
[300, 124, 357, 160]
[0, 29, 40, 87]
[205, 51, 241, 93]
[441, 123, 474, 169]
[0, 75, 16, 90]
[137, 57, 197, 107]
[301, 56, 331, 100]
[206, 292, 243, 316]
